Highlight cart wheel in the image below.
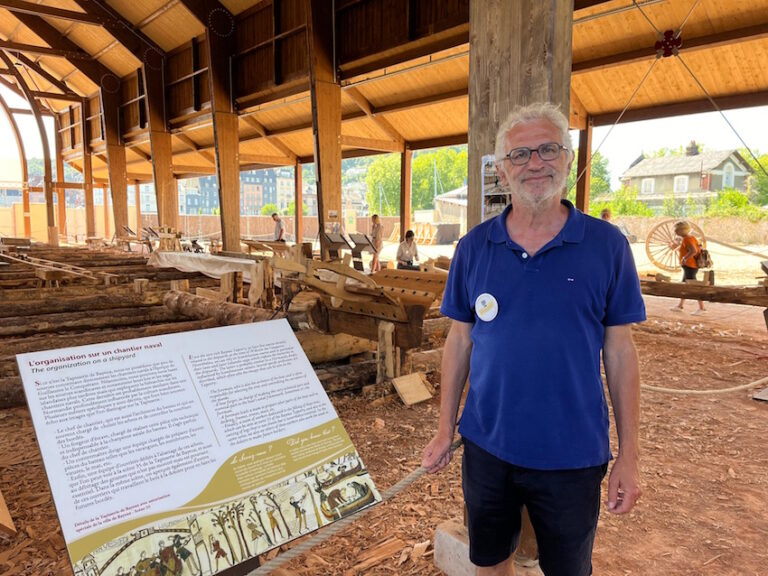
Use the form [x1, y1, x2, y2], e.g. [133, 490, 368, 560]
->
[645, 219, 706, 272]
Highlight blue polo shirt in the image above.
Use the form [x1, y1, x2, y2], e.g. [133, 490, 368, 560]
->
[441, 201, 646, 470]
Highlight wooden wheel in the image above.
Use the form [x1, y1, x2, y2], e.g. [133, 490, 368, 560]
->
[645, 219, 706, 272]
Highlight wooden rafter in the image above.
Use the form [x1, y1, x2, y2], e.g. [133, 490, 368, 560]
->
[11, 52, 79, 97]
[0, 39, 92, 60]
[340, 134, 403, 153]
[344, 86, 404, 145]
[0, 0, 102, 24]
[573, 22, 768, 75]
[241, 115, 297, 162]
[174, 132, 215, 164]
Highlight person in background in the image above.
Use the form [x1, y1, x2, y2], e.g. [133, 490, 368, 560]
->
[600, 207, 612, 221]
[370, 214, 383, 273]
[670, 220, 707, 315]
[272, 213, 286, 242]
[396, 230, 420, 270]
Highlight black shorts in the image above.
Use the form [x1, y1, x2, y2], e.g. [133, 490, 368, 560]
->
[682, 266, 698, 281]
[462, 439, 607, 575]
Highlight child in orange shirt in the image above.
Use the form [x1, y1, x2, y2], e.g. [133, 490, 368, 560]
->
[670, 221, 706, 314]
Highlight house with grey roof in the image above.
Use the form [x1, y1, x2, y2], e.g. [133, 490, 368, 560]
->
[619, 141, 753, 211]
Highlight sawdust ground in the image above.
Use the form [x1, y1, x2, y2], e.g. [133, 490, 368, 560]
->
[1, 297, 768, 575]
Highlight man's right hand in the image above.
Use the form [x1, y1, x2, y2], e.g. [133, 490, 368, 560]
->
[422, 431, 455, 474]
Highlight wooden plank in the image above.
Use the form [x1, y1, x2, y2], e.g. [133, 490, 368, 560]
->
[0, 487, 15, 536]
[575, 117, 592, 212]
[307, 0, 342, 258]
[640, 281, 768, 307]
[295, 162, 303, 242]
[81, 100, 96, 238]
[399, 149, 412, 241]
[392, 372, 433, 406]
[341, 134, 403, 153]
[467, 0, 573, 229]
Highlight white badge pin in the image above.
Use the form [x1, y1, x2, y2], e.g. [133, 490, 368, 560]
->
[475, 293, 498, 322]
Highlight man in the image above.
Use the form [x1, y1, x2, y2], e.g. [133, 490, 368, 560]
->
[396, 229, 419, 270]
[272, 213, 286, 242]
[422, 102, 645, 576]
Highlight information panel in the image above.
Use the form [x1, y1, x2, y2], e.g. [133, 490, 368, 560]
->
[17, 321, 380, 576]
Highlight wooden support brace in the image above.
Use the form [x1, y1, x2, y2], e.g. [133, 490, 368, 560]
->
[377, 321, 395, 384]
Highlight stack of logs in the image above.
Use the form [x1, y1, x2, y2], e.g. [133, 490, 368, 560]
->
[0, 245, 450, 409]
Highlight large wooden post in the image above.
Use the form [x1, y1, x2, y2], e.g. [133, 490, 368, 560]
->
[575, 117, 593, 212]
[101, 92, 129, 238]
[54, 116, 67, 239]
[81, 101, 96, 238]
[467, 0, 574, 228]
[143, 66, 176, 231]
[399, 148, 412, 241]
[307, 0, 342, 258]
[134, 181, 142, 231]
[0, 92, 30, 237]
[295, 162, 303, 242]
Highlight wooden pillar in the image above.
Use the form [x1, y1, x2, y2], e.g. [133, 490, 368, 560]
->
[134, 181, 142, 231]
[295, 162, 303, 242]
[81, 102, 95, 238]
[54, 116, 67, 239]
[101, 92, 129, 239]
[143, 66, 176, 230]
[0, 92, 30, 237]
[103, 185, 110, 239]
[399, 148, 412, 240]
[307, 0, 342, 258]
[467, 0, 574, 228]
[575, 117, 593, 212]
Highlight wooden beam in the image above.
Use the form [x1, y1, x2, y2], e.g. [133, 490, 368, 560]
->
[344, 86, 404, 144]
[0, 0, 101, 24]
[569, 87, 588, 130]
[0, 40, 91, 60]
[408, 133, 467, 150]
[72, 0, 166, 59]
[134, 181, 141, 230]
[0, 90, 29, 236]
[238, 153, 293, 165]
[468, 0, 573, 229]
[295, 162, 303, 242]
[175, 132, 215, 164]
[575, 117, 592, 212]
[142, 66, 175, 230]
[640, 281, 768, 307]
[592, 90, 768, 126]
[179, 0, 241, 252]
[12, 52, 76, 96]
[400, 148, 412, 241]
[573, 22, 768, 76]
[307, 0, 342, 258]
[101, 91, 129, 238]
[53, 115, 66, 237]
[28, 90, 81, 102]
[340, 134, 404, 153]
[80, 101, 96, 237]
[0, 51, 55, 241]
[241, 115, 297, 162]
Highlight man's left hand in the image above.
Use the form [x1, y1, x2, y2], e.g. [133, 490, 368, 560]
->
[606, 455, 641, 515]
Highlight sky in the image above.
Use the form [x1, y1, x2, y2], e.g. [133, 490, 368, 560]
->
[0, 84, 766, 191]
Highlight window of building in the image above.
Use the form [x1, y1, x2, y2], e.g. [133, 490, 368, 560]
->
[641, 178, 655, 195]
[674, 175, 689, 194]
[723, 163, 735, 188]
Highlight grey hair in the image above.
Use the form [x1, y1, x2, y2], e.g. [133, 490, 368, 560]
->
[494, 102, 573, 162]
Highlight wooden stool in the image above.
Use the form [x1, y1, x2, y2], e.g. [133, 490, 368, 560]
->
[35, 268, 70, 288]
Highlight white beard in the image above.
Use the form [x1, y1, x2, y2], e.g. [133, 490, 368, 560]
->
[508, 170, 567, 215]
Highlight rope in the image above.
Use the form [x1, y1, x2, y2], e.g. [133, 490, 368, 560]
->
[568, 58, 659, 194]
[642, 375, 768, 395]
[632, 0, 662, 36]
[675, 0, 701, 38]
[246, 438, 464, 575]
[674, 54, 768, 182]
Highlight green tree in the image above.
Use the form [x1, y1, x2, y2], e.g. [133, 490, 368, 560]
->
[260, 203, 278, 215]
[739, 148, 768, 206]
[411, 147, 468, 210]
[283, 200, 308, 215]
[365, 154, 401, 216]
[705, 188, 765, 221]
[566, 151, 612, 202]
[662, 191, 684, 217]
[590, 185, 653, 217]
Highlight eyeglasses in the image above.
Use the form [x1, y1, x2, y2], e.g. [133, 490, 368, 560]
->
[502, 142, 568, 165]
